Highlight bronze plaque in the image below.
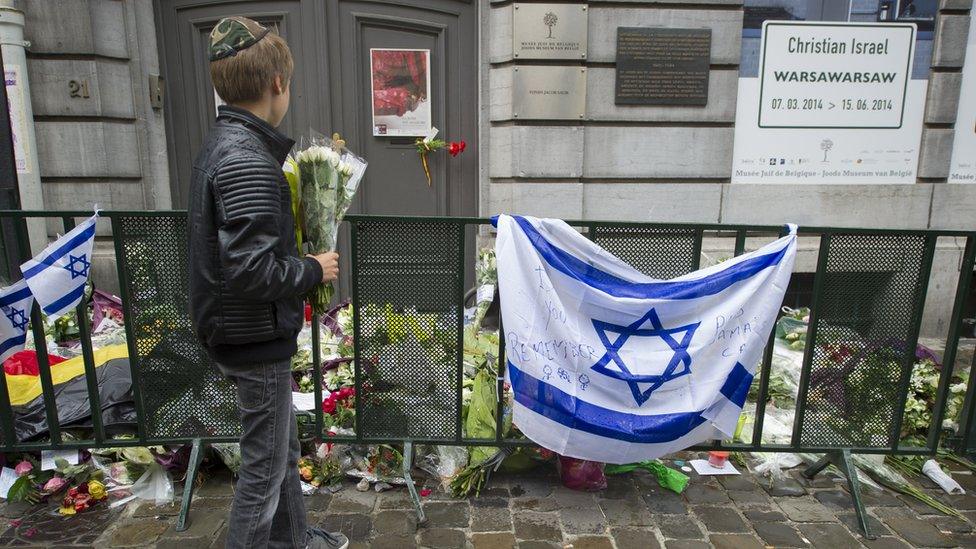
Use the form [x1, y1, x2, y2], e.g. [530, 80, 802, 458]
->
[512, 66, 587, 120]
[513, 3, 588, 60]
[615, 27, 711, 106]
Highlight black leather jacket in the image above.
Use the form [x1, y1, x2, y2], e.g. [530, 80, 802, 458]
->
[187, 106, 322, 366]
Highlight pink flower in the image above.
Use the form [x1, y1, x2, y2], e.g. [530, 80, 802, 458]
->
[43, 476, 68, 494]
[14, 461, 32, 477]
[23, 528, 36, 538]
[420, 488, 432, 497]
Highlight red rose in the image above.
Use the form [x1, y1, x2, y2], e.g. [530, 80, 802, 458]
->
[322, 395, 337, 414]
[304, 303, 313, 322]
[448, 141, 467, 157]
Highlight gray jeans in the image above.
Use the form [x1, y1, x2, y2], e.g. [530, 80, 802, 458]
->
[218, 359, 307, 549]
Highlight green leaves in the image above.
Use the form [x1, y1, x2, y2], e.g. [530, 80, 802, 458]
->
[7, 476, 39, 504]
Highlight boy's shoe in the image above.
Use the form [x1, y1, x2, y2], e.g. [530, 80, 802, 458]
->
[306, 527, 349, 549]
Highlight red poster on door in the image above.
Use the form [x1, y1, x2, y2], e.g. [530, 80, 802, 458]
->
[370, 48, 432, 137]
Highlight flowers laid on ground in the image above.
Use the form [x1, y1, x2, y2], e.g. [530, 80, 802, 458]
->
[58, 480, 107, 515]
[291, 132, 367, 314]
[414, 131, 466, 186]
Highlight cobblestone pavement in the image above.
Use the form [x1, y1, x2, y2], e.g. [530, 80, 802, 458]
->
[1, 454, 976, 548]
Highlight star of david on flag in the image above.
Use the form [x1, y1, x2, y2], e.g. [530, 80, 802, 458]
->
[0, 280, 35, 362]
[21, 213, 98, 319]
[590, 309, 699, 406]
[494, 215, 796, 464]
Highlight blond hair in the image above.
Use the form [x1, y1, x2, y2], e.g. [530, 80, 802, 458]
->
[210, 32, 293, 104]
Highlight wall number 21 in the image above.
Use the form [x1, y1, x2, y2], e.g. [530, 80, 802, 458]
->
[68, 79, 90, 99]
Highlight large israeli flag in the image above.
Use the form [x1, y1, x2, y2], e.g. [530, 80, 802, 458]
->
[0, 280, 34, 362]
[20, 214, 97, 319]
[495, 215, 797, 464]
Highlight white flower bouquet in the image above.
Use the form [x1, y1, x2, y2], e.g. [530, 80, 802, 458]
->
[290, 132, 367, 314]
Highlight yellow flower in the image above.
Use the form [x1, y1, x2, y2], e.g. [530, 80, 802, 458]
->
[59, 505, 76, 516]
[88, 480, 107, 501]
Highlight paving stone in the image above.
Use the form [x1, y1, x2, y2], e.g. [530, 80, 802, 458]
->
[640, 484, 688, 514]
[861, 537, 913, 549]
[471, 506, 512, 532]
[327, 490, 376, 514]
[742, 507, 788, 522]
[600, 476, 638, 500]
[305, 493, 332, 512]
[795, 523, 861, 549]
[209, 526, 227, 549]
[953, 534, 976, 548]
[727, 489, 771, 505]
[517, 542, 562, 549]
[813, 490, 857, 511]
[513, 511, 562, 542]
[937, 492, 976, 511]
[0, 501, 31, 518]
[551, 486, 597, 509]
[793, 470, 841, 489]
[693, 506, 748, 533]
[657, 514, 704, 539]
[471, 496, 509, 508]
[472, 532, 517, 549]
[376, 490, 413, 510]
[776, 497, 838, 522]
[161, 509, 225, 540]
[718, 475, 758, 491]
[418, 527, 466, 548]
[709, 533, 766, 549]
[479, 486, 511, 498]
[763, 477, 807, 497]
[315, 513, 372, 542]
[931, 514, 975, 533]
[683, 483, 730, 504]
[371, 533, 419, 549]
[507, 477, 553, 499]
[108, 518, 170, 546]
[422, 501, 469, 528]
[599, 498, 653, 527]
[511, 497, 560, 512]
[132, 502, 181, 518]
[611, 527, 662, 549]
[559, 506, 607, 535]
[753, 521, 809, 547]
[897, 492, 950, 515]
[372, 510, 417, 535]
[571, 536, 614, 549]
[860, 488, 904, 507]
[873, 508, 957, 547]
[194, 472, 235, 498]
[835, 512, 889, 536]
[663, 541, 711, 549]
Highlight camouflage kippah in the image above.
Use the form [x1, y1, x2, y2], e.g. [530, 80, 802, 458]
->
[209, 17, 271, 61]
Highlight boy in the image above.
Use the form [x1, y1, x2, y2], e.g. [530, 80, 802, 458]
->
[187, 16, 348, 549]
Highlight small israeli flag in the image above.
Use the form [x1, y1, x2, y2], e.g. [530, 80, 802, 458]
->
[20, 213, 97, 320]
[0, 280, 34, 362]
[495, 215, 797, 464]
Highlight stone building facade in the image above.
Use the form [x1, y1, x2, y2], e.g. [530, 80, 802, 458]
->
[10, 0, 976, 336]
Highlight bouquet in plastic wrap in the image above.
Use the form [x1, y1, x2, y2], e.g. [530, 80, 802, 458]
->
[290, 132, 367, 314]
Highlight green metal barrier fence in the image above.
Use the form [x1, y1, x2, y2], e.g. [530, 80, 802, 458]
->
[0, 210, 973, 540]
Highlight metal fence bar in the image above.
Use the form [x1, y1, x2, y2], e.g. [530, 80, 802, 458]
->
[351, 221, 363, 440]
[934, 236, 976, 451]
[889, 235, 938, 451]
[791, 233, 831, 449]
[62, 216, 105, 444]
[495, 315, 507, 444]
[311, 314, 324, 439]
[14, 216, 62, 445]
[110, 215, 148, 441]
[454, 222, 467, 443]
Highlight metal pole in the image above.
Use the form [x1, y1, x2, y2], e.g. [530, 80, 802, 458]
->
[0, 34, 19, 281]
[0, 1, 44, 253]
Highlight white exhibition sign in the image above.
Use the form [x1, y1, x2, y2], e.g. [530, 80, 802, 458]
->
[732, 21, 926, 184]
[948, 18, 976, 183]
